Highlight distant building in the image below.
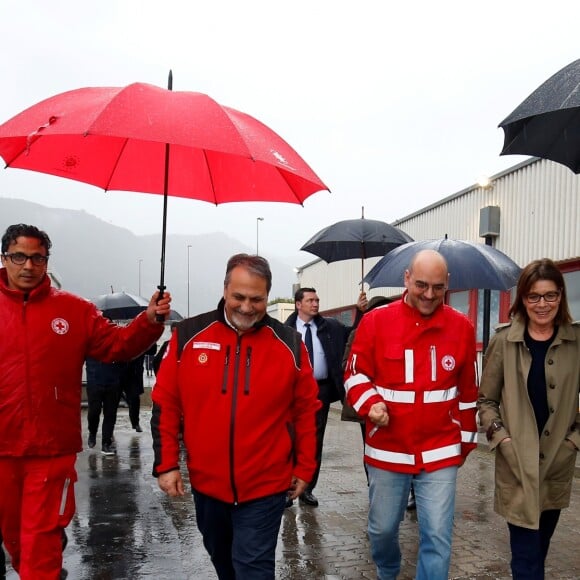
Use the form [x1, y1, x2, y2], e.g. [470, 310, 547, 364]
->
[296, 157, 580, 353]
[267, 301, 295, 323]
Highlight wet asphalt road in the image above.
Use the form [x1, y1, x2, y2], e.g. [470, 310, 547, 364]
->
[4, 405, 580, 579]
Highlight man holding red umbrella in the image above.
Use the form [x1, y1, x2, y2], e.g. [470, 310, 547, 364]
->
[0, 223, 172, 580]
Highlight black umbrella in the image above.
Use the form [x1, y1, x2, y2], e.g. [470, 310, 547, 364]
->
[499, 58, 580, 173]
[363, 238, 521, 292]
[300, 210, 414, 282]
[93, 291, 183, 321]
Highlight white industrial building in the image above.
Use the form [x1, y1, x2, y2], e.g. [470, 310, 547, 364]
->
[294, 157, 580, 354]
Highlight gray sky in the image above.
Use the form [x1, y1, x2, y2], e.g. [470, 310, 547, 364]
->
[1, 0, 579, 266]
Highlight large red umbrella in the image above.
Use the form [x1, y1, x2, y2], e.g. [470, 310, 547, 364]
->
[0, 75, 329, 299]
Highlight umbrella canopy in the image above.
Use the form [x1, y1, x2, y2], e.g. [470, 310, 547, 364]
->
[499, 58, 580, 173]
[300, 216, 413, 281]
[0, 79, 329, 293]
[363, 238, 521, 291]
[93, 291, 182, 321]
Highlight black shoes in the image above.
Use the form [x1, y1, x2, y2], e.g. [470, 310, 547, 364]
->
[87, 433, 96, 448]
[101, 442, 116, 456]
[134, 424, 143, 433]
[299, 491, 319, 507]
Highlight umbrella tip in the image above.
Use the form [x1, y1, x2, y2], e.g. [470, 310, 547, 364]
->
[168, 70, 173, 91]
[361, 206, 364, 219]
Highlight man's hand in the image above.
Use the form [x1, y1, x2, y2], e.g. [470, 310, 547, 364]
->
[357, 291, 368, 312]
[146, 290, 172, 324]
[157, 470, 185, 497]
[287, 475, 308, 500]
[368, 402, 389, 427]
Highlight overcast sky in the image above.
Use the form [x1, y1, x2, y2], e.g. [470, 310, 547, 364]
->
[1, 0, 579, 266]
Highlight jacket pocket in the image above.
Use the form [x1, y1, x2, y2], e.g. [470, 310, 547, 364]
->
[381, 344, 407, 384]
[495, 439, 522, 486]
[545, 440, 576, 483]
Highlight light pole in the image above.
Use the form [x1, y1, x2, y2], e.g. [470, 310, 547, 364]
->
[256, 217, 264, 254]
[138, 259, 143, 296]
[187, 244, 192, 317]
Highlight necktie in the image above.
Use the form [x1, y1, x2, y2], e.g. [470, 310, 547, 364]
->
[304, 323, 314, 365]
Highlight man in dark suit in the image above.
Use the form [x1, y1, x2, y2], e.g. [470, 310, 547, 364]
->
[285, 287, 367, 507]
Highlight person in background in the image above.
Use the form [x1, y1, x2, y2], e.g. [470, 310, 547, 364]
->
[119, 342, 156, 433]
[478, 258, 579, 580]
[285, 287, 368, 507]
[152, 254, 320, 580]
[85, 357, 127, 455]
[341, 295, 393, 483]
[0, 223, 172, 580]
[344, 250, 478, 580]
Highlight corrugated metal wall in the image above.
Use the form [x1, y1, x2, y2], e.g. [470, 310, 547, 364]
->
[297, 158, 580, 310]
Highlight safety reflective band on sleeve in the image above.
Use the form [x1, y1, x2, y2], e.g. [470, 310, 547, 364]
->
[422, 443, 461, 464]
[405, 349, 414, 383]
[344, 373, 370, 391]
[353, 389, 377, 412]
[459, 400, 477, 410]
[366, 445, 416, 465]
[462, 430, 478, 444]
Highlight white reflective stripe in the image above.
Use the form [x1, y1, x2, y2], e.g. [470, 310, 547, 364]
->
[344, 373, 370, 392]
[366, 444, 416, 466]
[404, 350, 414, 383]
[353, 389, 377, 412]
[462, 430, 477, 444]
[423, 386, 458, 403]
[376, 386, 415, 403]
[422, 443, 461, 464]
[59, 478, 71, 516]
[430, 346, 436, 381]
[459, 400, 477, 410]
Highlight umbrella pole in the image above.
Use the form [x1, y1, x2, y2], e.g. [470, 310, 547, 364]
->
[156, 70, 173, 322]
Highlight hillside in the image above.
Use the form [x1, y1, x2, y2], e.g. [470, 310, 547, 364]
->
[0, 198, 297, 315]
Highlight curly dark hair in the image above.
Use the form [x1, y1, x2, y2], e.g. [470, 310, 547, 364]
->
[1, 224, 52, 255]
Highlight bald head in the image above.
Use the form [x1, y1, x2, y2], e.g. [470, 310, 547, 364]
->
[404, 250, 449, 317]
[408, 250, 448, 277]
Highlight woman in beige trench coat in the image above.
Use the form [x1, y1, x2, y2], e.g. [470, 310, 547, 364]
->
[478, 258, 579, 580]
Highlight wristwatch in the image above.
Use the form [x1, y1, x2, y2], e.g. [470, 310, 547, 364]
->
[486, 420, 504, 442]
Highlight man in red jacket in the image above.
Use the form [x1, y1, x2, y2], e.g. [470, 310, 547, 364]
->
[344, 250, 478, 580]
[0, 223, 172, 580]
[152, 254, 320, 580]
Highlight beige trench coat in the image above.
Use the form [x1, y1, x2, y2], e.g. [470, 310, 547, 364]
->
[478, 316, 580, 529]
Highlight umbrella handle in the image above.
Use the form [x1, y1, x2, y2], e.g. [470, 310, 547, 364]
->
[155, 284, 166, 323]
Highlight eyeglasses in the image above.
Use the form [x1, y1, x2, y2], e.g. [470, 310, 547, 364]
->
[525, 291, 561, 304]
[413, 280, 447, 294]
[2, 252, 49, 266]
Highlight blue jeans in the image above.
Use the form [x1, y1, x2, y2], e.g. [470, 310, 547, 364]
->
[193, 490, 286, 580]
[367, 464, 458, 580]
[508, 509, 561, 580]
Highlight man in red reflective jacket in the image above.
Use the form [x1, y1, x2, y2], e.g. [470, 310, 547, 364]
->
[0, 223, 172, 580]
[344, 250, 478, 580]
[152, 254, 320, 580]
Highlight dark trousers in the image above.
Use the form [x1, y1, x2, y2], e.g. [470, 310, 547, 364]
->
[508, 509, 561, 580]
[87, 385, 120, 444]
[0, 530, 5, 576]
[193, 490, 286, 580]
[120, 387, 141, 428]
[308, 390, 332, 493]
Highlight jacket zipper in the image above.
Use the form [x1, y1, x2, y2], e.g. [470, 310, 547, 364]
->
[430, 345, 437, 381]
[229, 339, 242, 504]
[244, 347, 252, 394]
[221, 345, 231, 393]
